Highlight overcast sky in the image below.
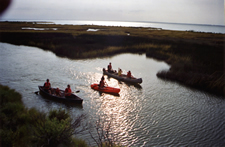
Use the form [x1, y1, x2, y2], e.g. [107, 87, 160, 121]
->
[1, 0, 224, 25]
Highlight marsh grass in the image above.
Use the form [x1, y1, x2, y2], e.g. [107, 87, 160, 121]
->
[0, 85, 88, 146]
[0, 22, 224, 96]
[155, 44, 224, 96]
[0, 85, 124, 146]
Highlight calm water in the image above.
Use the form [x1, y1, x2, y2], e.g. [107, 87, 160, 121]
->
[0, 42, 224, 146]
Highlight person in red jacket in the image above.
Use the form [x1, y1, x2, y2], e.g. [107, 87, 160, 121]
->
[65, 84, 73, 98]
[127, 71, 132, 78]
[108, 62, 112, 72]
[55, 87, 61, 97]
[99, 76, 106, 88]
[43, 79, 51, 94]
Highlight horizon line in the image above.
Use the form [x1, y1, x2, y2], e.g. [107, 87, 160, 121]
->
[1, 18, 224, 27]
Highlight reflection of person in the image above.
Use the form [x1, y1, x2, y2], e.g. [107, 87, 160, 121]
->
[108, 62, 112, 72]
[43, 79, 51, 94]
[65, 84, 72, 98]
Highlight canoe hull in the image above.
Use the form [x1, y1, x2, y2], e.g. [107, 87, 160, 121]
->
[91, 84, 120, 94]
[103, 68, 142, 84]
[38, 86, 83, 104]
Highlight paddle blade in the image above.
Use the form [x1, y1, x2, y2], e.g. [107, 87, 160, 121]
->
[34, 91, 39, 95]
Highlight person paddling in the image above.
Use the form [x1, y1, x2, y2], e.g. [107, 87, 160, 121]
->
[99, 76, 106, 88]
[43, 79, 51, 94]
[65, 84, 73, 98]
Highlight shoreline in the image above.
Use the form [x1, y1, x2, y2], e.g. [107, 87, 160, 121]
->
[0, 22, 224, 97]
[2, 20, 224, 34]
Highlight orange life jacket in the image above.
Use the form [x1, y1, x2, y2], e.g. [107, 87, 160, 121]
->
[55, 88, 60, 94]
[44, 82, 51, 90]
[127, 72, 131, 78]
[65, 88, 72, 96]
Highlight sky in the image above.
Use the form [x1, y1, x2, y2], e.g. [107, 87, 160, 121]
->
[1, 0, 224, 25]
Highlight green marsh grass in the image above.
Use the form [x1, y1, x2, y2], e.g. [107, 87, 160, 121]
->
[0, 85, 88, 146]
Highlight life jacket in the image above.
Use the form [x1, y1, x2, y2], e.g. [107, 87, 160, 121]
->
[65, 88, 72, 96]
[99, 80, 105, 88]
[44, 82, 51, 90]
[118, 69, 122, 76]
[108, 64, 112, 71]
[55, 88, 60, 94]
[127, 72, 131, 78]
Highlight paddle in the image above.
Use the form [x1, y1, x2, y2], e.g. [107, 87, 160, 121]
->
[65, 90, 80, 95]
[34, 91, 39, 95]
[70, 90, 80, 93]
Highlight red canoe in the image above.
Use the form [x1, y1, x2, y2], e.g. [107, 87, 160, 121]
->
[91, 83, 120, 94]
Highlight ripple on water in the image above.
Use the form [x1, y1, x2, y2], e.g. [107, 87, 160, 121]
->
[0, 43, 225, 146]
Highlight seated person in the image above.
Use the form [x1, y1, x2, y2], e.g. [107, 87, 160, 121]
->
[99, 76, 106, 88]
[127, 70, 132, 78]
[43, 79, 51, 94]
[55, 87, 61, 97]
[118, 68, 122, 76]
[65, 84, 73, 98]
[107, 62, 112, 72]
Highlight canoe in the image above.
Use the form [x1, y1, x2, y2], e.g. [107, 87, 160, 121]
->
[91, 83, 120, 94]
[103, 68, 142, 84]
[38, 86, 83, 104]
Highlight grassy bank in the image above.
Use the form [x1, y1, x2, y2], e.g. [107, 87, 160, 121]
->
[0, 85, 124, 146]
[0, 22, 224, 97]
[146, 40, 224, 96]
[0, 85, 88, 146]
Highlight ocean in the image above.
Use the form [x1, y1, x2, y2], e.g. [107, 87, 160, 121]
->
[44, 20, 225, 34]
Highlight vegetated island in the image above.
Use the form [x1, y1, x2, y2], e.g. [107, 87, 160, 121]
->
[0, 21, 224, 97]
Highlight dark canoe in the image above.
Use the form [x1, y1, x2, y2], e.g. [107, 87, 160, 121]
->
[38, 86, 83, 104]
[103, 68, 142, 84]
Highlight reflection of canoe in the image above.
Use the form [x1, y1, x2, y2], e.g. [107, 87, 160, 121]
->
[103, 68, 142, 84]
[38, 86, 83, 104]
[91, 83, 120, 94]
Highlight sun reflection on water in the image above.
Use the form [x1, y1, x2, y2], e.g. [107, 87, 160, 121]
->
[50, 54, 163, 145]
[91, 76, 143, 145]
[1, 43, 224, 146]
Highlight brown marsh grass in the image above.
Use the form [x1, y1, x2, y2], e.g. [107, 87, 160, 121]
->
[0, 22, 224, 97]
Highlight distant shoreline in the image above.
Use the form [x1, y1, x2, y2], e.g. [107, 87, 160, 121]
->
[1, 20, 224, 34]
[0, 21, 224, 97]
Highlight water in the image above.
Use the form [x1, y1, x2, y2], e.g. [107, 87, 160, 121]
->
[51, 20, 225, 34]
[0, 42, 224, 146]
[3, 19, 225, 34]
